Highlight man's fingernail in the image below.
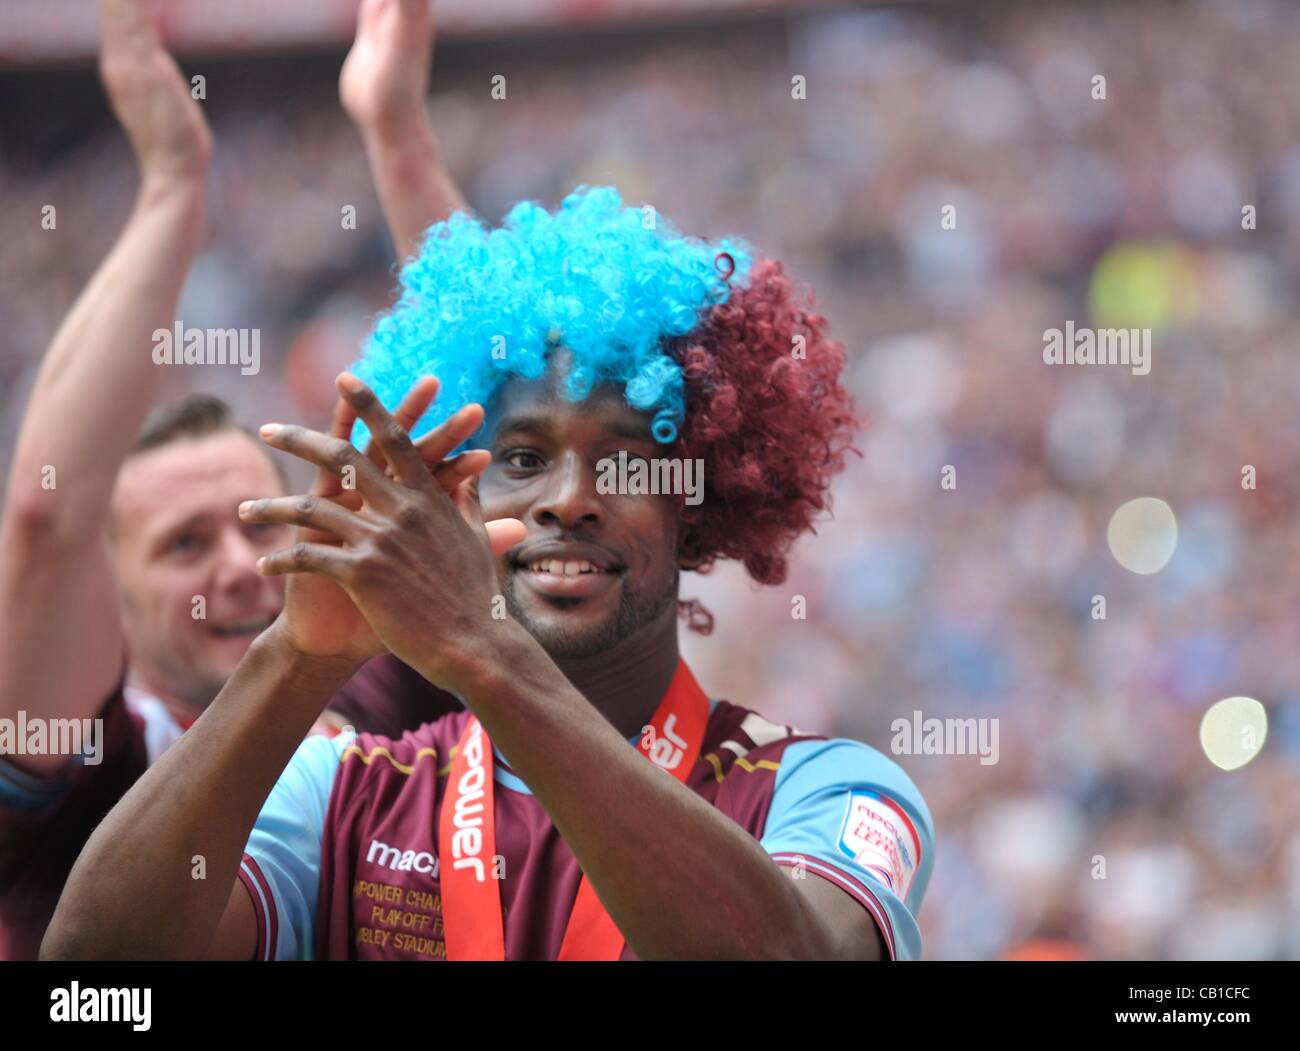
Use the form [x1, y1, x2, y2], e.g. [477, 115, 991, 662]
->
[238, 501, 253, 515]
[259, 424, 282, 439]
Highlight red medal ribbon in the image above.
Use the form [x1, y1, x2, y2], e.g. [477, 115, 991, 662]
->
[440, 659, 709, 960]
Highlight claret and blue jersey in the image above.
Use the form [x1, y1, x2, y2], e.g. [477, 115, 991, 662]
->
[238, 672, 935, 962]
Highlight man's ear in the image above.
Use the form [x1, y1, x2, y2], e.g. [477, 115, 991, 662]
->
[677, 524, 705, 571]
[678, 546, 706, 571]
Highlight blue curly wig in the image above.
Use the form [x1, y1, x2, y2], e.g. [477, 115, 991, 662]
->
[349, 185, 753, 449]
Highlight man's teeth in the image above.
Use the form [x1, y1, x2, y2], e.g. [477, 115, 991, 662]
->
[527, 559, 605, 576]
[212, 618, 273, 636]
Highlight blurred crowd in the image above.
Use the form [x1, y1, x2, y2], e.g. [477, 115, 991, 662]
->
[3, 0, 1299, 959]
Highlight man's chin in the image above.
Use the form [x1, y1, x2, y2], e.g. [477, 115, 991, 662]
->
[505, 570, 678, 662]
[165, 662, 229, 711]
[514, 607, 624, 661]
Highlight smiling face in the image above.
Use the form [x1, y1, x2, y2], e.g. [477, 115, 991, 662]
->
[109, 429, 288, 709]
[477, 371, 684, 661]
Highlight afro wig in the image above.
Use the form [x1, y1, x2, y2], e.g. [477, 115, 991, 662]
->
[350, 185, 858, 632]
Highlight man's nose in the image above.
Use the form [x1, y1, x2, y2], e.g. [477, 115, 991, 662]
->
[530, 452, 604, 530]
[212, 525, 266, 594]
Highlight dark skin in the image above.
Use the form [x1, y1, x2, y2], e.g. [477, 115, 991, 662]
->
[42, 371, 884, 961]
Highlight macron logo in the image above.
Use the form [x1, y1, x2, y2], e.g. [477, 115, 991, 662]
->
[50, 983, 150, 1031]
[366, 838, 439, 879]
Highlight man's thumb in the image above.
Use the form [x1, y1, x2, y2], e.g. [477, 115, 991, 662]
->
[452, 476, 525, 556]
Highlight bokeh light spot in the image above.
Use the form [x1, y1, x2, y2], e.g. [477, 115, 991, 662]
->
[1200, 696, 1267, 771]
[1107, 497, 1178, 575]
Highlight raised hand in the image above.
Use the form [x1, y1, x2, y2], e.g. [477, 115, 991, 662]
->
[243, 375, 525, 670]
[340, 0, 435, 142]
[98, 0, 212, 186]
[339, 0, 466, 257]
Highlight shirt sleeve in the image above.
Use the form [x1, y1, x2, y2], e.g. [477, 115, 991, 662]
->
[238, 731, 352, 961]
[0, 683, 139, 816]
[760, 738, 934, 961]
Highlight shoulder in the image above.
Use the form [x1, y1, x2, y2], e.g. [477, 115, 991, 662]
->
[703, 701, 927, 812]
[697, 699, 823, 781]
[774, 736, 931, 821]
[701, 701, 926, 810]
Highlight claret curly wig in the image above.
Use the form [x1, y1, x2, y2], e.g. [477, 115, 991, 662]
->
[351, 185, 858, 633]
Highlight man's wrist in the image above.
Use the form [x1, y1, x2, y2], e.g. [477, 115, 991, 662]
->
[425, 618, 544, 702]
[361, 107, 439, 156]
[256, 621, 366, 692]
[135, 172, 208, 226]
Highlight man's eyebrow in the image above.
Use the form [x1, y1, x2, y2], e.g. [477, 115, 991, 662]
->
[492, 414, 553, 439]
[146, 508, 215, 542]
